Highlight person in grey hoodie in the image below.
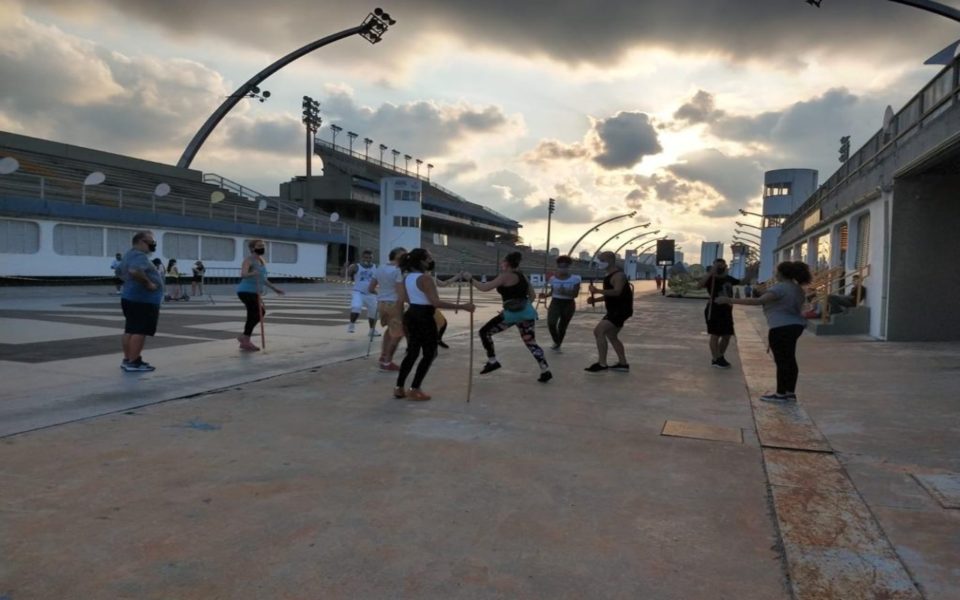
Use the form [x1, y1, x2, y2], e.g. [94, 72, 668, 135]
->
[716, 261, 812, 403]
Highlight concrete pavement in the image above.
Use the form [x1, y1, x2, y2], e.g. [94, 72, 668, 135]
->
[1, 282, 957, 599]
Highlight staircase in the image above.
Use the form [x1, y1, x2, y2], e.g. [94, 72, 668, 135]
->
[809, 306, 870, 335]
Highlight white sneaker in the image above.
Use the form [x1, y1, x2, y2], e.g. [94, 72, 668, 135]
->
[347, 323, 356, 333]
[370, 329, 382, 337]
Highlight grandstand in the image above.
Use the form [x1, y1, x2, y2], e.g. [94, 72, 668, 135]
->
[0, 131, 345, 280]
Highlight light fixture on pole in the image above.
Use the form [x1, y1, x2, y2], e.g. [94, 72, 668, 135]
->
[735, 221, 763, 231]
[738, 208, 763, 219]
[567, 211, 637, 257]
[330, 124, 342, 149]
[379, 144, 388, 164]
[347, 131, 358, 154]
[403, 154, 412, 172]
[426, 163, 434, 181]
[614, 229, 660, 255]
[391, 149, 400, 169]
[415, 158, 423, 178]
[177, 8, 397, 169]
[735, 229, 762, 240]
[301, 95, 322, 206]
[363, 137, 373, 159]
[589, 223, 652, 266]
[804, 0, 960, 24]
[541, 198, 556, 300]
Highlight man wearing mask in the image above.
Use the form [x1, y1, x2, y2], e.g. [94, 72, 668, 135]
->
[346, 249, 380, 336]
[698, 258, 740, 369]
[119, 231, 164, 372]
[585, 251, 633, 373]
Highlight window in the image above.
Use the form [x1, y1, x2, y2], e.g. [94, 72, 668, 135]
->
[107, 228, 140, 256]
[0, 219, 40, 254]
[201, 235, 235, 261]
[764, 183, 792, 197]
[54, 224, 103, 256]
[393, 216, 420, 228]
[163, 233, 199, 260]
[763, 215, 786, 228]
[270, 242, 297, 264]
[855, 214, 870, 269]
[393, 189, 419, 202]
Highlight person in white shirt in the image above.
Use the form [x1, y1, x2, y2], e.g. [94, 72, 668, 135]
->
[346, 249, 379, 336]
[539, 255, 582, 352]
[369, 247, 406, 371]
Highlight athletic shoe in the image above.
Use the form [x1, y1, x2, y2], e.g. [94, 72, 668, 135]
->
[347, 323, 356, 333]
[784, 392, 797, 401]
[611, 363, 630, 372]
[584, 363, 608, 373]
[480, 361, 502, 375]
[122, 359, 156, 372]
[369, 329, 382, 337]
[760, 392, 789, 403]
[120, 358, 130, 370]
[715, 357, 732, 369]
[550, 344, 563, 353]
[393, 387, 406, 399]
[407, 389, 432, 401]
[538, 371, 553, 383]
[380, 362, 400, 372]
[438, 340, 450, 349]
[237, 335, 259, 351]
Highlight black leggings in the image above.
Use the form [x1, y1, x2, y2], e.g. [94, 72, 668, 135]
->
[398, 305, 438, 389]
[768, 324, 805, 394]
[479, 314, 548, 370]
[547, 299, 576, 346]
[238, 292, 263, 336]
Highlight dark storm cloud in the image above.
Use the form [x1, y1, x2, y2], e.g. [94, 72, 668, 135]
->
[592, 112, 662, 169]
[31, 0, 957, 68]
[667, 149, 764, 217]
[673, 90, 724, 125]
[522, 140, 590, 164]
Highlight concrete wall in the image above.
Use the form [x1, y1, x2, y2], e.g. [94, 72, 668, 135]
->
[886, 174, 960, 341]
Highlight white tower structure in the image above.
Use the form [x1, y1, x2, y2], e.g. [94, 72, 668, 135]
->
[379, 178, 422, 265]
[759, 169, 818, 281]
[624, 249, 638, 280]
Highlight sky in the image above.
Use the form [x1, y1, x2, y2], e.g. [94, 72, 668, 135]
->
[1, 0, 957, 262]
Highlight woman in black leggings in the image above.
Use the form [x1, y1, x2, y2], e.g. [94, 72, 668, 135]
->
[464, 251, 552, 383]
[395, 249, 475, 401]
[717, 261, 812, 402]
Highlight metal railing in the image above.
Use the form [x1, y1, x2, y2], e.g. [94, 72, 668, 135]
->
[781, 55, 960, 241]
[807, 264, 871, 323]
[0, 171, 348, 235]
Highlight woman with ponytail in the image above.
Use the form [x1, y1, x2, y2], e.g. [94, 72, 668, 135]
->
[236, 239, 285, 351]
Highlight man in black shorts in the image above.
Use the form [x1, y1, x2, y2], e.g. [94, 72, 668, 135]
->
[585, 251, 633, 373]
[119, 231, 164, 372]
[698, 258, 739, 369]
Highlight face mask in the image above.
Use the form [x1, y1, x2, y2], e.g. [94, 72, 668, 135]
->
[556, 266, 570, 272]
[597, 261, 608, 270]
[425, 260, 436, 272]
[147, 242, 157, 253]
[254, 247, 265, 255]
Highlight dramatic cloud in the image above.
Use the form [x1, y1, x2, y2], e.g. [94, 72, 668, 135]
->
[667, 149, 764, 217]
[224, 114, 302, 155]
[592, 112, 662, 169]
[29, 0, 955, 69]
[320, 86, 517, 159]
[522, 139, 590, 164]
[437, 160, 478, 179]
[672, 90, 724, 125]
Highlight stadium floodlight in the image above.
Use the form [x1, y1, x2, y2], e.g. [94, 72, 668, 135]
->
[391, 149, 400, 169]
[177, 9, 398, 169]
[347, 131, 358, 154]
[426, 163, 434, 181]
[363, 137, 373, 159]
[302, 96, 322, 182]
[403, 154, 412, 172]
[330, 124, 343, 148]
[359, 8, 397, 44]
[379, 144, 388, 163]
[415, 158, 423, 177]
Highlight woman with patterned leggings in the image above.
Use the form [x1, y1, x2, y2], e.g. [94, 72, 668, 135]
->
[464, 252, 552, 383]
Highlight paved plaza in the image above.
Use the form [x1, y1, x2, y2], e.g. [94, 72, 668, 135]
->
[1, 282, 958, 599]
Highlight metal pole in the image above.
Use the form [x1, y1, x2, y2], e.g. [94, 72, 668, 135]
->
[567, 211, 637, 257]
[888, 0, 960, 23]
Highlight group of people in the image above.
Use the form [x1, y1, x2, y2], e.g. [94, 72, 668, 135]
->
[111, 252, 205, 300]
[115, 229, 822, 404]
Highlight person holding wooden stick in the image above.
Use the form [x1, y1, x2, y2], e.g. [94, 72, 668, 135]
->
[394, 249, 474, 401]
[539, 255, 581, 352]
[236, 239, 284, 352]
[697, 258, 739, 369]
[463, 251, 553, 383]
[584, 251, 632, 373]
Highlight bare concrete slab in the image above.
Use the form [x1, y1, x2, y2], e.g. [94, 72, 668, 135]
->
[661, 420, 743, 444]
[913, 473, 960, 509]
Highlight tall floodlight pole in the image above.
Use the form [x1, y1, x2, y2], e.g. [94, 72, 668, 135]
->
[540, 198, 556, 304]
[379, 144, 388, 164]
[301, 95, 321, 207]
[415, 158, 423, 178]
[330, 124, 342, 149]
[567, 211, 637, 257]
[176, 8, 396, 169]
[426, 163, 434, 181]
[364, 137, 373, 159]
[391, 149, 400, 169]
[347, 131, 358, 155]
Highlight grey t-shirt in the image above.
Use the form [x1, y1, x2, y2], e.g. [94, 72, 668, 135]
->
[763, 281, 808, 329]
[372, 264, 402, 302]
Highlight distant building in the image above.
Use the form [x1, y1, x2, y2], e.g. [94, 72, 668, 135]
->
[700, 242, 723, 266]
[760, 169, 817, 281]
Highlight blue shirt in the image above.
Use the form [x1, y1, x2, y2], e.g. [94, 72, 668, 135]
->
[120, 249, 163, 305]
[237, 261, 267, 294]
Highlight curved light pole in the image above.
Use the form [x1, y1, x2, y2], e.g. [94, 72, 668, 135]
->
[736, 221, 763, 231]
[567, 211, 637, 257]
[739, 208, 763, 219]
[735, 229, 762, 240]
[589, 222, 652, 264]
[613, 229, 660, 255]
[734, 236, 761, 250]
[636, 236, 668, 264]
[805, 0, 960, 24]
[176, 8, 396, 169]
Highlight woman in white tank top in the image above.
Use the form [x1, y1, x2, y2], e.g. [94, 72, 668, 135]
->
[394, 249, 475, 401]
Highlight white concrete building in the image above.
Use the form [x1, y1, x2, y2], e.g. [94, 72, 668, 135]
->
[759, 169, 818, 281]
[378, 178, 422, 265]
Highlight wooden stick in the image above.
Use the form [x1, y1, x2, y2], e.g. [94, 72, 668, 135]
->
[467, 283, 475, 403]
[707, 273, 716, 321]
[258, 293, 266, 352]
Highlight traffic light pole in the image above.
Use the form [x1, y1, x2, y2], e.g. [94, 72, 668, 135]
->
[538, 198, 556, 311]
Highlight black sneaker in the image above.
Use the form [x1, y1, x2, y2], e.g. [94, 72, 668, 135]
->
[538, 371, 553, 383]
[584, 363, 608, 373]
[438, 340, 450, 349]
[715, 357, 732, 369]
[610, 363, 630, 372]
[759, 392, 788, 403]
[122, 359, 156, 372]
[480, 361, 501, 374]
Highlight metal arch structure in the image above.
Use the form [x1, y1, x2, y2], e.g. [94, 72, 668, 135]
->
[177, 10, 395, 169]
[566, 211, 636, 258]
[613, 229, 660, 255]
[888, 0, 960, 23]
[588, 223, 652, 265]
